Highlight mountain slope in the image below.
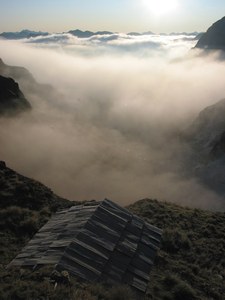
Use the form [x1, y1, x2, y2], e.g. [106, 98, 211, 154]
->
[0, 161, 73, 263]
[195, 16, 225, 50]
[185, 99, 225, 195]
[0, 75, 31, 115]
[0, 161, 71, 211]
[0, 58, 61, 110]
[0, 57, 40, 90]
[130, 199, 225, 300]
[0, 164, 224, 299]
[187, 98, 225, 150]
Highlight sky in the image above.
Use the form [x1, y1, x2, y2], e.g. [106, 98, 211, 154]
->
[0, 0, 224, 33]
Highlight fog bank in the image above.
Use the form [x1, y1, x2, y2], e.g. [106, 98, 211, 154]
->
[0, 36, 225, 210]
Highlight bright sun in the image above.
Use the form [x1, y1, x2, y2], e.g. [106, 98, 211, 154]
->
[142, 0, 178, 16]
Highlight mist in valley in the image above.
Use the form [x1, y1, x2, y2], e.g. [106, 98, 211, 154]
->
[1, 34, 225, 210]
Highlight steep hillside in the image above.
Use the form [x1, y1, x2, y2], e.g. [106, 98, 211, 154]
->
[195, 16, 225, 50]
[0, 58, 36, 85]
[185, 99, 225, 195]
[0, 164, 224, 299]
[130, 199, 225, 300]
[0, 161, 73, 263]
[0, 75, 31, 115]
[0, 58, 57, 103]
[187, 98, 225, 149]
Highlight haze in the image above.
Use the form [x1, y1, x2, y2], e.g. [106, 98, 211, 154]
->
[0, 34, 225, 210]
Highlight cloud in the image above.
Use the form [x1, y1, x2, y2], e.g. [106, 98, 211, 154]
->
[0, 37, 225, 210]
[26, 33, 76, 44]
[11, 32, 197, 58]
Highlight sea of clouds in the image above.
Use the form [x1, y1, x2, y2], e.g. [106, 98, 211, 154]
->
[1, 33, 225, 210]
[24, 31, 196, 59]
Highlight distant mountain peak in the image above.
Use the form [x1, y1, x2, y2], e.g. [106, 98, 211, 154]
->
[0, 29, 49, 40]
[68, 29, 114, 38]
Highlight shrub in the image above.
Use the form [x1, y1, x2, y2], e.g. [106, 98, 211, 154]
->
[162, 230, 191, 253]
[163, 273, 180, 289]
[20, 215, 39, 236]
[173, 282, 196, 300]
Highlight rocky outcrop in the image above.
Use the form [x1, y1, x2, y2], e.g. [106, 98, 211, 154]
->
[0, 58, 35, 84]
[185, 99, 225, 195]
[187, 99, 225, 150]
[211, 131, 225, 157]
[0, 75, 31, 115]
[0, 58, 57, 103]
[195, 17, 225, 50]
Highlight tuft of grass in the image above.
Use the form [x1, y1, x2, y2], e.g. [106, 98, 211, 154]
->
[0, 267, 136, 300]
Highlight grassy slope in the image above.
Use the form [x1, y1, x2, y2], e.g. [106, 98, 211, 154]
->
[0, 162, 73, 263]
[0, 164, 225, 299]
[130, 199, 225, 300]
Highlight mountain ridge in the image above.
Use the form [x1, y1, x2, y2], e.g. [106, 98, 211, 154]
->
[0, 29, 201, 40]
[195, 16, 225, 50]
[0, 29, 49, 40]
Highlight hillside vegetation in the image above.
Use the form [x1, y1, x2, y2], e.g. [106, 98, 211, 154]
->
[0, 161, 73, 263]
[130, 199, 225, 300]
[0, 163, 225, 299]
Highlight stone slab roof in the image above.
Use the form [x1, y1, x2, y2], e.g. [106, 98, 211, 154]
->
[9, 199, 162, 296]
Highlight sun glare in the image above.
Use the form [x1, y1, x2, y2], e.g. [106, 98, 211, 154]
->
[142, 0, 178, 16]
